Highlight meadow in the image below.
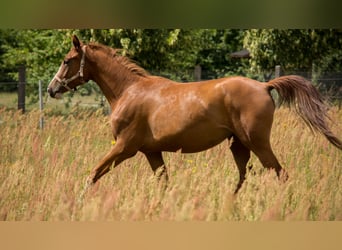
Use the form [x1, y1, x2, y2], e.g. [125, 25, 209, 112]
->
[0, 106, 341, 221]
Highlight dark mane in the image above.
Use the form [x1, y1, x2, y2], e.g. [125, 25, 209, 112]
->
[88, 42, 149, 77]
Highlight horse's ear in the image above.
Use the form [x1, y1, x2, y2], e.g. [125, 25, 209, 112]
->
[72, 35, 82, 50]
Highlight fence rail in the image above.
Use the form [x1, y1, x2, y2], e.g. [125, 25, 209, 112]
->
[1, 66, 342, 119]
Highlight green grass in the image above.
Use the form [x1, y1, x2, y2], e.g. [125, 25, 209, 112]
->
[0, 107, 341, 221]
[0, 92, 17, 109]
[0, 91, 109, 115]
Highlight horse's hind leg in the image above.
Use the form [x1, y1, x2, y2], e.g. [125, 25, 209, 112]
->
[232, 103, 287, 191]
[246, 120, 288, 182]
[144, 152, 169, 183]
[251, 143, 288, 181]
[230, 136, 251, 194]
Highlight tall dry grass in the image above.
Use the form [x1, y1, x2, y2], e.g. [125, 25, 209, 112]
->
[0, 107, 341, 221]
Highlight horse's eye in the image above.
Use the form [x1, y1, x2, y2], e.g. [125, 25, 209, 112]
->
[63, 60, 69, 65]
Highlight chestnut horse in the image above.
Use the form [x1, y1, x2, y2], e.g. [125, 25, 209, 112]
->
[47, 35, 341, 193]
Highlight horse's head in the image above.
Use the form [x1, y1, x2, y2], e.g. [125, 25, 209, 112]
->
[47, 35, 89, 98]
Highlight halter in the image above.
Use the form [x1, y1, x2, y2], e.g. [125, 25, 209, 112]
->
[53, 45, 87, 92]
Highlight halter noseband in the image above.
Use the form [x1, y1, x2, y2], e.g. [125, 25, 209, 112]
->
[53, 45, 87, 92]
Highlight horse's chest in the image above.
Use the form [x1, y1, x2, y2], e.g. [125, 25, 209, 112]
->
[110, 104, 143, 137]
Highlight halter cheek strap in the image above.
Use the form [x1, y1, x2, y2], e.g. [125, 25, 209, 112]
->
[53, 45, 87, 92]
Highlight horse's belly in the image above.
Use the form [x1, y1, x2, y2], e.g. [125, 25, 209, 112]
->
[143, 124, 232, 153]
[178, 128, 231, 153]
[178, 136, 227, 153]
[145, 99, 233, 153]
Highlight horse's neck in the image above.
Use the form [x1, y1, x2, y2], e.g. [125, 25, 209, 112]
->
[88, 50, 139, 107]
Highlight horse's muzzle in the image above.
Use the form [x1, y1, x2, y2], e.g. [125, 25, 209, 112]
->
[47, 87, 62, 99]
[47, 87, 56, 98]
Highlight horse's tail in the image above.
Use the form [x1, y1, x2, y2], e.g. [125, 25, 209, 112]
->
[267, 75, 342, 150]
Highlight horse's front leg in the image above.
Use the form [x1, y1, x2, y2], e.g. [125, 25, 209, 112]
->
[78, 140, 137, 203]
[89, 140, 137, 184]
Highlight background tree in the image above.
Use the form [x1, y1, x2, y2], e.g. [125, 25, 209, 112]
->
[196, 29, 248, 79]
[244, 29, 342, 80]
[0, 29, 247, 97]
[0, 29, 72, 101]
[1, 29, 341, 101]
[74, 29, 248, 80]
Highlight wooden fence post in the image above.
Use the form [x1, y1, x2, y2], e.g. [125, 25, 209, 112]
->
[194, 65, 201, 81]
[18, 65, 26, 113]
[275, 65, 281, 78]
[38, 80, 44, 129]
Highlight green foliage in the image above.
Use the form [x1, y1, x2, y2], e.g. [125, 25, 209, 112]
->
[76, 29, 246, 81]
[1, 29, 342, 99]
[244, 29, 342, 77]
[0, 29, 73, 99]
[0, 29, 249, 95]
[196, 29, 248, 79]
